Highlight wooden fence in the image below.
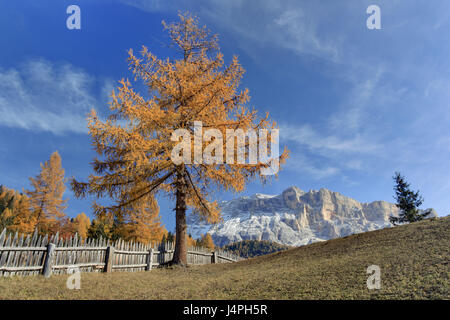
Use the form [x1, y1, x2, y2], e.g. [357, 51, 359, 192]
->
[0, 229, 243, 277]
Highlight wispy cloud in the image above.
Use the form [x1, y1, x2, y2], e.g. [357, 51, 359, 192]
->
[121, 0, 341, 62]
[121, 0, 168, 13]
[279, 122, 381, 182]
[272, 8, 339, 61]
[281, 124, 381, 156]
[328, 67, 384, 132]
[0, 59, 110, 135]
[112, 0, 450, 213]
[283, 152, 340, 180]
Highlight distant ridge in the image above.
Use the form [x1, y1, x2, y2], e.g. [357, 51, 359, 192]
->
[222, 240, 292, 258]
[188, 186, 438, 246]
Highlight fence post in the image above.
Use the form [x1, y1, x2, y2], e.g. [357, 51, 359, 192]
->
[42, 243, 55, 278]
[211, 251, 218, 264]
[104, 246, 114, 273]
[146, 248, 154, 271]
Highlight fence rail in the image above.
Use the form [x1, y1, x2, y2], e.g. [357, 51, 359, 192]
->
[0, 229, 243, 277]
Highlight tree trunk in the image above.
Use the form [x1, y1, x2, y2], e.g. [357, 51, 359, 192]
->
[172, 171, 187, 265]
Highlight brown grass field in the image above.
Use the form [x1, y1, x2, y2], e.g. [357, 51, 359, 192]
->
[0, 216, 448, 300]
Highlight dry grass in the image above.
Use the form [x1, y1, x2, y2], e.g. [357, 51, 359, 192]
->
[0, 216, 448, 300]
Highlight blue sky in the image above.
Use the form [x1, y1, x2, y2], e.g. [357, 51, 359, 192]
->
[1, 0, 449, 233]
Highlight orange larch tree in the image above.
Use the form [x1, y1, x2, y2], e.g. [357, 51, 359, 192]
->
[27, 151, 68, 235]
[115, 198, 166, 244]
[187, 234, 197, 248]
[71, 212, 91, 239]
[71, 12, 288, 265]
[0, 186, 35, 234]
[197, 233, 215, 250]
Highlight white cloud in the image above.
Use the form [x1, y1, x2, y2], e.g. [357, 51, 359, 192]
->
[279, 122, 381, 182]
[0, 59, 110, 135]
[273, 9, 339, 61]
[280, 124, 381, 156]
[285, 153, 340, 180]
[122, 0, 341, 62]
[328, 69, 383, 132]
[121, 0, 167, 13]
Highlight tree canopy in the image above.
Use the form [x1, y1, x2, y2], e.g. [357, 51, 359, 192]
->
[71, 12, 288, 264]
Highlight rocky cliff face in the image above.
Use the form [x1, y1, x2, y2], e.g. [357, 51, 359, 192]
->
[187, 186, 438, 247]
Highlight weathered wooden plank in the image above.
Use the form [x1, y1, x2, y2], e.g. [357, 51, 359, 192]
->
[216, 255, 235, 262]
[125, 241, 130, 271]
[104, 246, 114, 273]
[114, 250, 148, 255]
[34, 234, 47, 275]
[56, 236, 64, 274]
[66, 236, 73, 268]
[53, 262, 105, 269]
[187, 250, 213, 257]
[53, 247, 108, 251]
[145, 248, 153, 271]
[0, 247, 46, 252]
[1, 233, 12, 276]
[0, 229, 6, 247]
[31, 229, 39, 246]
[22, 234, 32, 276]
[0, 266, 43, 272]
[42, 243, 56, 278]
[112, 264, 147, 269]
[13, 234, 24, 276]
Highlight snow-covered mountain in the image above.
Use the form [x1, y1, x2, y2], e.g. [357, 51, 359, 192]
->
[187, 186, 438, 247]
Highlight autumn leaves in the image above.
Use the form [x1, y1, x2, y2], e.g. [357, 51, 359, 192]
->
[72, 12, 288, 264]
[0, 151, 166, 245]
[0, 152, 86, 237]
[2, 13, 287, 265]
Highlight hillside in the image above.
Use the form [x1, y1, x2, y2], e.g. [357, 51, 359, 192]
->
[222, 240, 292, 258]
[0, 216, 448, 299]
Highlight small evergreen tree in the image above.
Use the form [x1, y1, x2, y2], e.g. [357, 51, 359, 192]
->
[390, 172, 431, 225]
[165, 231, 175, 243]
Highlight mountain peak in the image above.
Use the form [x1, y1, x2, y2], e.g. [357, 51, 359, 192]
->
[187, 186, 437, 247]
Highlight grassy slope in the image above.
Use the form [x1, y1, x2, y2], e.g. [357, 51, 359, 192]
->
[0, 216, 448, 300]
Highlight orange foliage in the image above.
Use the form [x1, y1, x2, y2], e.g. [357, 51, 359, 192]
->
[197, 233, 215, 250]
[187, 234, 197, 248]
[169, 233, 198, 248]
[0, 186, 36, 234]
[71, 212, 91, 239]
[116, 198, 166, 244]
[71, 12, 288, 264]
[27, 151, 68, 235]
